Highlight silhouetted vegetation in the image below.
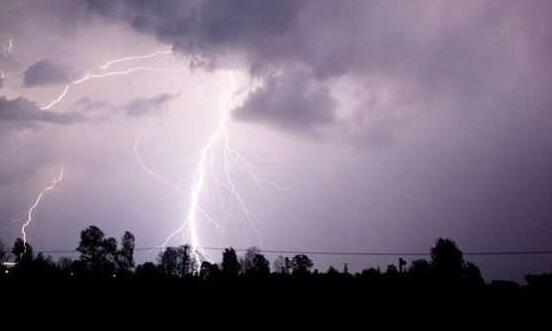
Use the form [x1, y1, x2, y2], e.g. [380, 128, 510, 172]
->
[1, 225, 551, 307]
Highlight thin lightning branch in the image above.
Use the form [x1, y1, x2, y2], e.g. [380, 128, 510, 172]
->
[40, 66, 184, 111]
[21, 49, 175, 248]
[134, 129, 175, 189]
[21, 166, 65, 248]
[100, 49, 173, 70]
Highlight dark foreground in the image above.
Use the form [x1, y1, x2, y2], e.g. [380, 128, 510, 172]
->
[1, 226, 551, 318]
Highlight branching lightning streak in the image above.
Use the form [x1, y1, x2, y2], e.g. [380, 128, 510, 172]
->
[134, 129, 175, 189]
[100, 49, 173, 70]
[162, 72, 240, 269]
[21, 166, 64, 248]
[20, 49, 174, 247]
[40, 66, 178, 111]
[161, 71, 286, 272]
[20, 47, 283, 269]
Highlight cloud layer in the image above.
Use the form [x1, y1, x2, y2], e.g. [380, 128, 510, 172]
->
[83, 0, 552, 140]
[0, 96, 84, 126]
[23, 59, 70, 87]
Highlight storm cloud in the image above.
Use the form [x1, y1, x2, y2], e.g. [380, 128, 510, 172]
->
[23, 59, 70, 87]
[125, 93, 180, 117]
[0, 0, 551, 280]
[234, 68, 336, 131]
[83, 1, 552, 138]
[0, 96, 84, 126]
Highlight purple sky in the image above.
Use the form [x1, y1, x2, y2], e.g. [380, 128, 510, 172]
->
[1, 0, 551, 281]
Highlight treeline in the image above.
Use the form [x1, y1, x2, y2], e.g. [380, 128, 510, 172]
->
[1, 225, 551, 296]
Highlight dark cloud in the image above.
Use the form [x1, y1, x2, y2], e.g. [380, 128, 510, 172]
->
[234, 68, 336, 131]
[125, 93, 179, 117]
[85, 0, 303, 64]
[0, 96, 85, 126]
[23, 59, 69, 87]
[82, 0, 552, 139]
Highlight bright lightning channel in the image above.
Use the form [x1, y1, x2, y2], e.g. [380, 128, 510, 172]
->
[23, 48, 281, 270]
[40, 66, 177, 111]
[161, 71, 285, 272]
[161, 72, 239, 267]
[21, 166, 65, 248]
[100, 49, 173, 70]
[40, 48, 175, 111]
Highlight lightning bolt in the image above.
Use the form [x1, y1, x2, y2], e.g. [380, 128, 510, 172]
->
[39, 47, 175, 111]
[161, 72, 238, 266]
[161, 71, 286, 272]
[100, 48, 173, 70]
[21, 166, 65, 248]
[40, 66, 179, 111]
[21, 47, 284, 269]
[20, 49, 175, 247]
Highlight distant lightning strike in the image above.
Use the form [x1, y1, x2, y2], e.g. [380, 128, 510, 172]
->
[20, 49, 174, 247]
[21, 166, 64, 248]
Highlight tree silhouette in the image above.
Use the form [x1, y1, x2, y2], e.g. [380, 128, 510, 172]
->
[3, 224, 552, 303]
[242, 246, 261, 273]
[117, 231, 135, 275]
[12, 238, 33, 264]
[222, 248, 241, 277]
[136, 262, 161, 279]
[431, 238, 464, 281]
[159, 247, 179, 278]
[199, 261, 220, 280]
[177, 244, 195, 276]
[273, 255, 292, 275]
[76, 225, 117, 278]
[158, 245, 195, 278]
[248, 254, 270, 278]
[291, 254, 313, 275]
[409, 259, 431, 279]
[462, 261, 484, 286]
[241, 247, 270, 277]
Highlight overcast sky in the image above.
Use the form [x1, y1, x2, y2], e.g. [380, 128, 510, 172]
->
[1, 0, 551, 281]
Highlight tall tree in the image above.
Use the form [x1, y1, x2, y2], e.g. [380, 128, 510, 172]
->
[431, 238, 464, 281]
[273, 256, 292, 275]
[177, 244, 194, 276]
[291, 254, 313, 275]
[12, 238, 33, 263]
[222, 248, 241, 277]
[159, 247, 179, 278]
[242, 246, 261, 274]
[76, 225, 117, 277]
[117, 231, 135, 274]
[242, 247, 270, 277]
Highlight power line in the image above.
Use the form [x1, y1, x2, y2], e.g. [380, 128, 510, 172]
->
[35, 246, 552, 257]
